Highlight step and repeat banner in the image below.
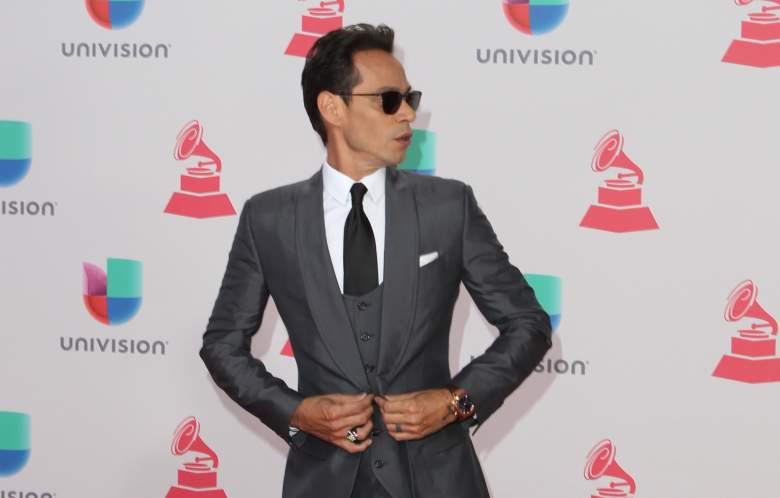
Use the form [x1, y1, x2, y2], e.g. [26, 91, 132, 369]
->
[2, 1, 779, 497]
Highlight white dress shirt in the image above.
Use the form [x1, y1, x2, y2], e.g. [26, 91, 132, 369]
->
[322, 161, 386, 293]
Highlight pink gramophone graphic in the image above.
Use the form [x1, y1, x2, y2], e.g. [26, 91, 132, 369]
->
[285, 0, 345, 58]
[712, 280, 780, 383]
[164, 120, 236, 219]
[584, 439, 637, 498]
[723, 0, 780, 68]
[579, 130, 659, 233]
[165, 417, 228, 498]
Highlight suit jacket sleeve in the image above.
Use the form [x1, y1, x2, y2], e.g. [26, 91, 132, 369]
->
[450, 185, 552, 425]
[199, 200, 303, 441]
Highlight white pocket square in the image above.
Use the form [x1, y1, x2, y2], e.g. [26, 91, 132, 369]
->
[419, 251, 439, 268]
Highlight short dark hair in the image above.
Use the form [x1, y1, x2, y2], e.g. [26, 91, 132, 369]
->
[301, 23, 395, 144]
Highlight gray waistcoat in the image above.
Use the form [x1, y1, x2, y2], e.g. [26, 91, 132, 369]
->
[343, 284, 412, 498]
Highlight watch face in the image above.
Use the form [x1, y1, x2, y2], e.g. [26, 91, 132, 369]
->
[458, 395, 474, 413]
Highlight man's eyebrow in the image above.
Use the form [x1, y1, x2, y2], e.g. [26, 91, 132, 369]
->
[373, 84, 413, 92]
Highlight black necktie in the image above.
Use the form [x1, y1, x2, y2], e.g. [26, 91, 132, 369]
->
[343, 183, 378, 296]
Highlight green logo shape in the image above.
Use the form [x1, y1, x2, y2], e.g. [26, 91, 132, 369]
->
[0, 411, 31, 477]
[399, 129, 436, 175]
[525, 274, 561, 331]
[106, 258, 143, 298]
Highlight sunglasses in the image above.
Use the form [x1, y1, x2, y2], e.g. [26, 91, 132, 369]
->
[339, 90, 422, 115]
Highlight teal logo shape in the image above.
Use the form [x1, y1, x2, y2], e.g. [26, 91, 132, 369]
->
[0, 412, 30, 477]
[398, 129, 436, 175]
[0, 121, 32, 187]
[525, 274, 562, 331]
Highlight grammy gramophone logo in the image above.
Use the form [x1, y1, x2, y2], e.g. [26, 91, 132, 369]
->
[165, 417, 228, 498]
[584, 439, 636, 498]
[579, 130, 658, 233]
[713, 280, 780, 383]
[285, 0, 345, 57]
[723, 0, 780, 68]
[164, 121, 236, 219]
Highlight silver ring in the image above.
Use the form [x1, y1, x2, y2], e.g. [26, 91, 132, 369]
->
[395, 424, 402, 433]
[346, 428, 359, 443]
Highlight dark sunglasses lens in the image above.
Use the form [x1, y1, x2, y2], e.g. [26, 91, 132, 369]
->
[406, 91, 422, 111]
[381, 91, 403, 114]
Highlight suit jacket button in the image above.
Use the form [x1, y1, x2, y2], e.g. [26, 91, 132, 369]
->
[374, 459, 384, 469]
[364, 364, 375, 373]
[372, 430, 382, 437]
[360, 333, 374, 341]
[358, 301, 370, 311]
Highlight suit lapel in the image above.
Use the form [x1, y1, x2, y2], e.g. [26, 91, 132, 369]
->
[295, 171, 370, 391]
[377, 168, 420, 383]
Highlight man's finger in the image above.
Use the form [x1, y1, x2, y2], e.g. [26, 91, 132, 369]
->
[354, 419, 374, 441]
[378, 398, 416, 415]
[380, 412, 421, 426]
[382, 392, 418, 402]
[338, 436, 373, 454]
[327, 396, 374, 419]
[332, 406, 374, 433]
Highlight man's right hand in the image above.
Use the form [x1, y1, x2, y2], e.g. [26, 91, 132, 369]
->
[290, 393, 375, 453]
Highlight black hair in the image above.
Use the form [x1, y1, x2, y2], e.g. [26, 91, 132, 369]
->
[301, 23, 395, 144]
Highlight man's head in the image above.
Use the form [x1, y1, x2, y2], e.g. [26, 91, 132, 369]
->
[302, 24, 419, 174]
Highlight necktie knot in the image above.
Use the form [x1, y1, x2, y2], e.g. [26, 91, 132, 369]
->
[350, 183, 368, 209]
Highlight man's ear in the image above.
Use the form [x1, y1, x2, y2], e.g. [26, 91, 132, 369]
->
[317, 90, 344, 128]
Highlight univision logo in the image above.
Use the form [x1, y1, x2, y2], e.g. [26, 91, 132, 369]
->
[83, 258, 142, 325]
[61, 0, 170, 59]
[0, 121, 58, 217]
[60, 258, 167, 355]
[525, 274, 589, 376]
[477, 0, 596, 66]
[0, 412, 29, 477]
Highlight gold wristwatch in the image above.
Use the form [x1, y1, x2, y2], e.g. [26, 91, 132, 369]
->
[445, 384, 476, 422]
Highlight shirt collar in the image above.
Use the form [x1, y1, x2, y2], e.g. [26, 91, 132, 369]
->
[322, 161, 386, 206]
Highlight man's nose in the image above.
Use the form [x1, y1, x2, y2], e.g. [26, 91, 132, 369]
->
[395, 98, 416, 122]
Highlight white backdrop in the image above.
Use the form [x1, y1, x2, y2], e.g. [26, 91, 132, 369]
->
[2, 1, 779, 497]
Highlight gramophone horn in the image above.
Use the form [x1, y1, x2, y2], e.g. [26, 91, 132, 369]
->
[725, 280, 778, 335]
[171, 416, 220, 468]
[584, 439, 637, 495]
[591, 130, 645, 185]
[174, 120, 222, 173]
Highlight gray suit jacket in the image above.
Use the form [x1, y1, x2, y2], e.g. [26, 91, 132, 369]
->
[200, 167, 552, 497]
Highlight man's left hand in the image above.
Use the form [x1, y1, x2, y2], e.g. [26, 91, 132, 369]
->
[375, 388, 456, 441]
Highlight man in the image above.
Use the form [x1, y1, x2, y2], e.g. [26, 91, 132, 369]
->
[200, 24, 551, 498]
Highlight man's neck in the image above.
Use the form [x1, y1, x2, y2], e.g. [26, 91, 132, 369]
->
[326, 149, 385, 181]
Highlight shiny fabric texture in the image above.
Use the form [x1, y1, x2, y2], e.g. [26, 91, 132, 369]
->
[200, 167, 552, 498]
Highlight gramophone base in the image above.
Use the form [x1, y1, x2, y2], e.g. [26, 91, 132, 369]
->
[285, 33, 320, 57]
[712, 354, 780, 383]
[165, 192, 236, 219]
[165, 486, 227, 498]
[722, 39, 780, 68]
[580, 205, 659, 233]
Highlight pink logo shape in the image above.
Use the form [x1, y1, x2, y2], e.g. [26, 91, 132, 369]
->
[165, 417, 228, 498]
[712, 280, 780, 383]
[281, 339, 294, 357]
[579, 130, 659, 233]
[584, 439, 637, 498]
[285, 0, 345, 58]
[723, 0, 780, 67]
[164, 121, 236, 219]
